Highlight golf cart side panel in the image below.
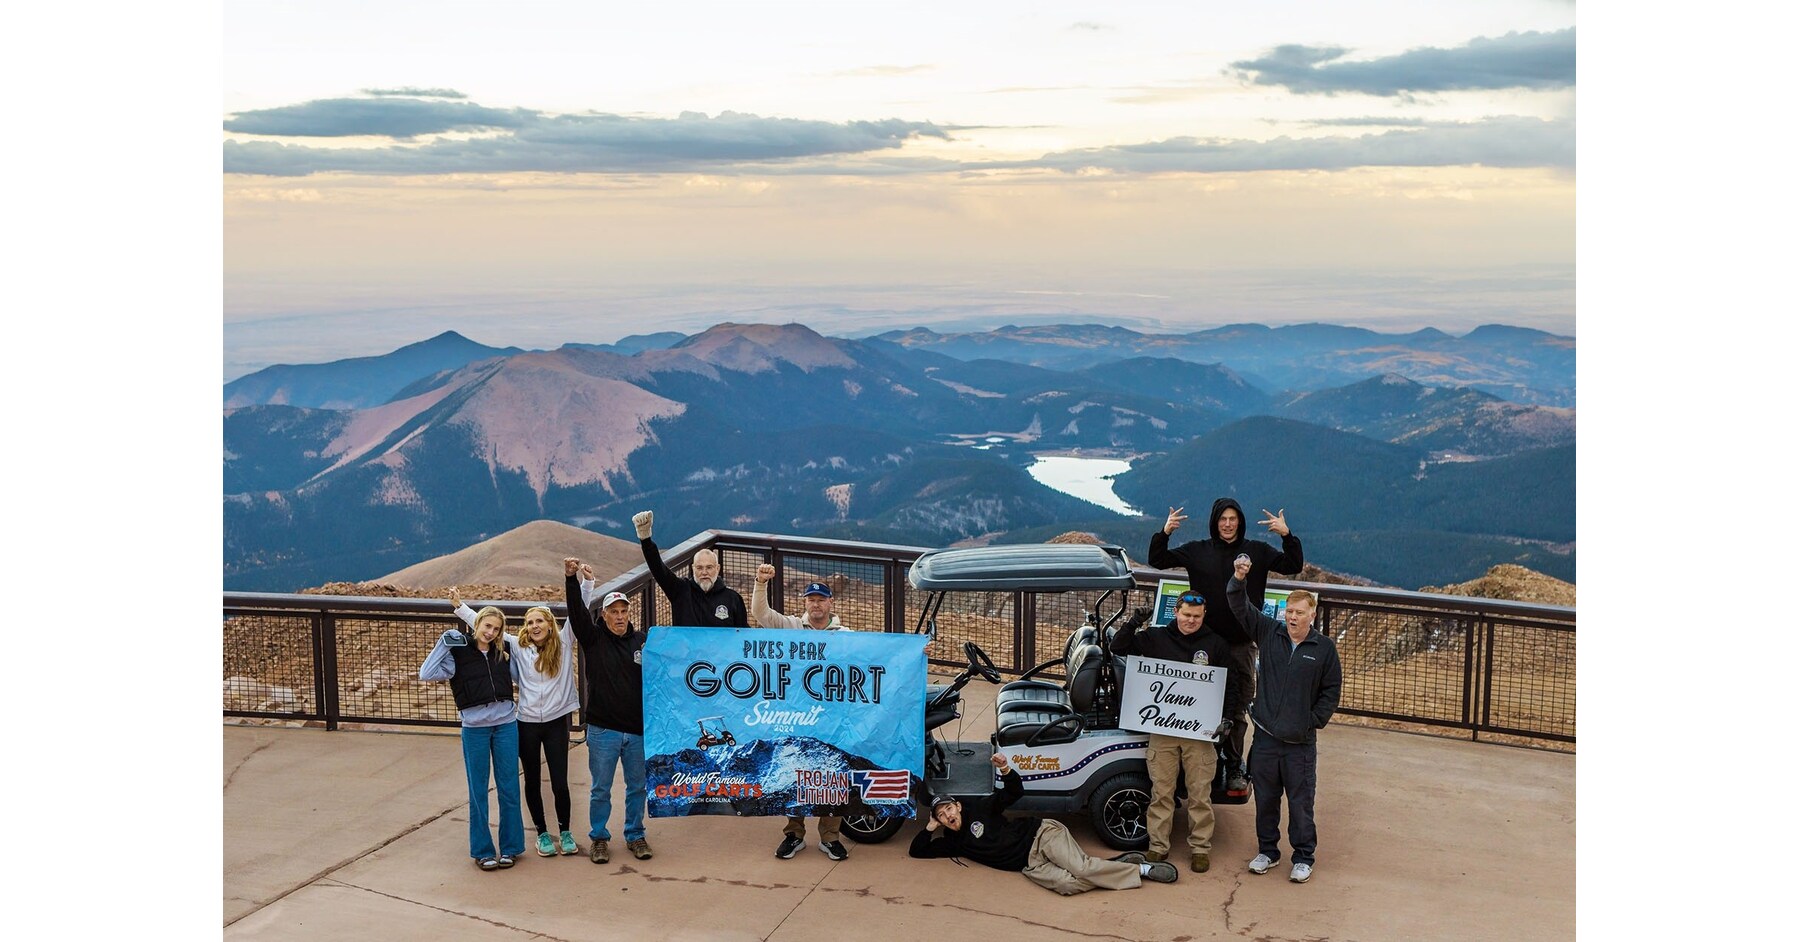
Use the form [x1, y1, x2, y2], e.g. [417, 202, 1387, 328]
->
[997, 728, 1148, 802]
[908, 544, 1137, 592]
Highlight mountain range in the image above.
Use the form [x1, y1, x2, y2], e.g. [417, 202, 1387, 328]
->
[224, 321, 1575, 590]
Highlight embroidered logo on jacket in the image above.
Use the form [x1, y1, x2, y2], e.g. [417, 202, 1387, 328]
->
[970, 821, 985, 839]
[715, 604, 729, 621]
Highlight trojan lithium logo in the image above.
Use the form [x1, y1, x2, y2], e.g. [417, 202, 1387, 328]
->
[851, 769, 910, 801]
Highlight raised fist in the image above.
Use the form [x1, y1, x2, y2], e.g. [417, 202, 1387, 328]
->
[448, 586, 464, 609]
[756, 563, 775, 584]
[563, 557, 580, 577]
[1233, 556, 1252, 581]
[632, 510, 654, 540]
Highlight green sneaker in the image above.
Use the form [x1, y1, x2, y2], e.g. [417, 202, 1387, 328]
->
[536, 832, 557, 857]
[559, 831, 579, 856]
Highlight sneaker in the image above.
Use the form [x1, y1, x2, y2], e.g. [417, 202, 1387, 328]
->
[559, 831, 579, 856]
[1191, 853, 1210, 874]
[1226, 770, 1251, 796]
[1145, 850, 1167, 863]
[775, 834, 805, 859]
[477, 856, 500, 871]
[589, 839, 610, 864]
[819, 840, 849, 861]
[627, 839, 653, 860]
[1108, 851, 1148, 865]
[496, 854, 516, 869]
[1142, 861, 1180, 884]
[1248, 853, 1273, 875]
[1290, 862, 1313, 883]
[536, 832, 557, 857]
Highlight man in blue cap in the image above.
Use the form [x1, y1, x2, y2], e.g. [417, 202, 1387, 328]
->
[752, 564, 850, 860]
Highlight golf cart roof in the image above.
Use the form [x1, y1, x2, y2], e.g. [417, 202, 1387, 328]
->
[908, 544, 1136, 592]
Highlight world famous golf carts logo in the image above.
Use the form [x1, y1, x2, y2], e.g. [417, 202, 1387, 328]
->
[796, 769, 910, 804]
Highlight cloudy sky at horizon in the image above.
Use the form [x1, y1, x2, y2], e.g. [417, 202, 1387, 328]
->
[224, 0, 1576, 380]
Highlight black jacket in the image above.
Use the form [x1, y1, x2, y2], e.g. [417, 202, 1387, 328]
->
[565, 574, 647, 735]
[641, 538, 749, 628]
[1147, 497, 1303, 661]
[448, 641, 515, 711]
[1109, 611, 1240, 667]
[908, 769, 1040, 871]
[1226, 576, 1342, 744]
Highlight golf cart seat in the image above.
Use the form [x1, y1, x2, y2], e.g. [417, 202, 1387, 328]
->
[997, 634, 1110, 717]
[994, 625, 1096, 714]
[994, 708, 1083, 747]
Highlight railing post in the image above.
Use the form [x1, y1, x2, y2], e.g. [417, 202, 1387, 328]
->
[885, 559, 905, 633]
[770, 549, 785, 615]
[1461, 615, 1477, 739]
[319, 611, 340, 731]
[1477, 617, 1497, 742]
[1015, 591, 1033, 675]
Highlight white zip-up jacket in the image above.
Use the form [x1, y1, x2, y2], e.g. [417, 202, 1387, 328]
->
[455, 604, 581, 723]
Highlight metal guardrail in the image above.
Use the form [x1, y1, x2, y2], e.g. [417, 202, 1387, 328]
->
[224, 529, 1574, 746]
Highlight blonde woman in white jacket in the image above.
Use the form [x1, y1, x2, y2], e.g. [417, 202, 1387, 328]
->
[452, 588, 583, 858]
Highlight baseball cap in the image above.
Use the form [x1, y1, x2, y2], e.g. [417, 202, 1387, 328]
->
[601, 591, 630, 608]
[802, 582, 833, 598]
[930, 793, 958, 811]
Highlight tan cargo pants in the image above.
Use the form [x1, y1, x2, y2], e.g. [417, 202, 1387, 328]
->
[785, 815, 841, 841]
[1145, 732, 1219, 857]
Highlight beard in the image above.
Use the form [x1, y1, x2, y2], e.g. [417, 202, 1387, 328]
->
[697, 577, 716, 592]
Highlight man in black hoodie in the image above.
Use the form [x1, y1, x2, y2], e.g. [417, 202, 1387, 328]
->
[1228, 556, 1341, 884]
[564, 557, 653, 865]
[631, 510, 749, 628]
[909, 753, 1179, 894]
[1148, 498, 1303, 792]
[1110, 592, 1241, 874]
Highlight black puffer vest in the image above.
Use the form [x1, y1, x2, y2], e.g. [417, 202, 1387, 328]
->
[449, 641, 514, 711]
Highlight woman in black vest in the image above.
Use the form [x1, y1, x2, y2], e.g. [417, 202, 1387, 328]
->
[419, 605, 526, 871]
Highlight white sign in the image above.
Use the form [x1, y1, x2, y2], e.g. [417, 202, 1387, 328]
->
[1117, 655, 1227, 742]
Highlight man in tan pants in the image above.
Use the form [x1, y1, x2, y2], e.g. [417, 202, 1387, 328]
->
[909, 754, 1179, 894]
[1112, 591, 1237, 873]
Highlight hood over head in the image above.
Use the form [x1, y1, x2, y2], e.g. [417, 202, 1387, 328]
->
[1209, 497, 1246, 543]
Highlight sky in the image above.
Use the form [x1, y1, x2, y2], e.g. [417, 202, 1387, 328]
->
[223, 1, 1577, 379]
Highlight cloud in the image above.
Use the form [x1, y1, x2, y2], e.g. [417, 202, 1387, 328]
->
[225, 108, 952, 176]
[224, 97, 539, 138]
[1069, 22, 1112, 31]
[361, 87, 467, 99]
[1295, 117, 1434, 128]
[994, 116, 1572, 173]
[1231, 29, 1575, 96]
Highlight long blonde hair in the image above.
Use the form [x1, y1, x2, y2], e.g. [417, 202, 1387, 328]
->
[517, 605, 563, 678]
[473, 606, 511, 662]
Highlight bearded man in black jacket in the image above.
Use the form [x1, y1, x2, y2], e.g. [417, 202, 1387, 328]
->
[631, 510, 748, 628]
[1148, 498, 1302, 793]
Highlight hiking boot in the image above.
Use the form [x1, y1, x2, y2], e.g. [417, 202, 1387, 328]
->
[1108, 851, 1148, 865]
[1142, 861, 1179, 884]
[559, 831, 579, 856]
[1145, 850, 1167, 863]
[1191, 853, 1210, 873]
[536, 832, 557, 857]
[627, 838, 653, 860]
[1226, 769, 1251, 796]
[589, 839, 610, 864]
[1248, 853, 1273, 874]
[819, 840, 849, 861]
[776, 834, 805, 859]
[1290, 862, 1313, 883]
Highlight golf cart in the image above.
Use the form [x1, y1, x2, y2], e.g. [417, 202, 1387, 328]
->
[695, 716, 736, 749]
[838, 543, 1244, 851]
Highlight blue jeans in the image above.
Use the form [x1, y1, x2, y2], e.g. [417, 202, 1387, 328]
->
[587, 725, 646, 842]
[461, 721, 525, 859]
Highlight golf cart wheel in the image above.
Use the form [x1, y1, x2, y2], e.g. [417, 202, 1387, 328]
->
[840, 814, 905, 844]
[1088, 772, 1152, 851]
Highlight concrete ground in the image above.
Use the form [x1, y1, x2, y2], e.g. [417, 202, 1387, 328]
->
[224, 678, 1573, 941]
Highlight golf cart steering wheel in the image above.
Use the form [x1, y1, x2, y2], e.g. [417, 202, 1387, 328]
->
[964, 641, 1001, 683]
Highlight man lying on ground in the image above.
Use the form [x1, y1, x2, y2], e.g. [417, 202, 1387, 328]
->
[908, 753, 1179, 895]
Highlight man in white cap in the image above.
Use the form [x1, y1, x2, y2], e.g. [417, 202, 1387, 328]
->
[753, 563, 849, 860]
[563, 558, 653, 864]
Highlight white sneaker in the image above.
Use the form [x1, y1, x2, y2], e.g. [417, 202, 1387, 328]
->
[1289, 862, 1313, 883]
[1248, 853, 1273, 875]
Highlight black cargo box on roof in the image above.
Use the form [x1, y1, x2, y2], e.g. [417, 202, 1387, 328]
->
[907, 544, 1136, 592]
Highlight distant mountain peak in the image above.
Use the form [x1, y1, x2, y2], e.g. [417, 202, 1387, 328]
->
[673, 322, 855, 373]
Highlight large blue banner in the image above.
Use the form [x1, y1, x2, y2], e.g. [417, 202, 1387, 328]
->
[642, 628, 928, 819]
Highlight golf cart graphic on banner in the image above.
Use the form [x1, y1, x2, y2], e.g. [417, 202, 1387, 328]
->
[643, 627, 928, 819]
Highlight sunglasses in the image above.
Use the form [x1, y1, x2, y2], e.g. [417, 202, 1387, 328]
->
[1178, 592, 1207, 605]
